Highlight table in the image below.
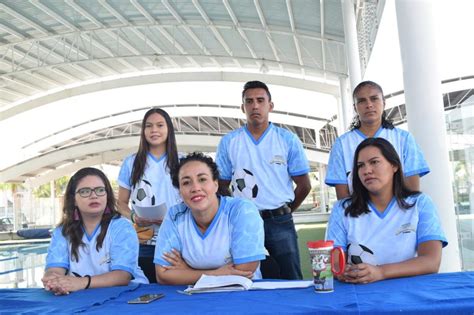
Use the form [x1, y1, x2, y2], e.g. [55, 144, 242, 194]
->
[1, 272, 473, 314]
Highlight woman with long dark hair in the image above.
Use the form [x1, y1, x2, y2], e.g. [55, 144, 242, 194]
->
[154, 152, 266, 285]
[117, 107, 181, 283]
[325, 81, 429, 199]
[42, 167, 147, 295]
[327, 138, 447, 284]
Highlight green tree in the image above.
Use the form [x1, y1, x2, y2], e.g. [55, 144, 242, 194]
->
[0, 183, 24, 191]
[110, 179, 119, 196]
[33, 176, 70, 198]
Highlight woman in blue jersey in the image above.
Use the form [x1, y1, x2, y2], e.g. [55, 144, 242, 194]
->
[327, 138, 447, 284]
[42, 167, 147, 295]
[154, 152, 266, 285]
[117, 108, 181, 283]
[325, 81, 429, 199]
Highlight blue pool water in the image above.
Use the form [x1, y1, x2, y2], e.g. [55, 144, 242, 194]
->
[0, 241, 49, 288]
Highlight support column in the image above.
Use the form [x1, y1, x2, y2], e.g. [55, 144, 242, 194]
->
[318, 164, 327, 212]
[25, 184, 33, 228]
[336, 97, 345, 135]
[396, 0, 461, 272]
[341, 0, 362, 91]
[2, 189, 8, 217]
[12, 186, 21, 231]
[50, 180, 56, 225]
[339, 76, 353, 132]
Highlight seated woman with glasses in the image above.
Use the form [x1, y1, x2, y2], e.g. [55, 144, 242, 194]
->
[154, 152, 266, 285]
[42, 167, 148, 295]
[327, 138, 447, 284]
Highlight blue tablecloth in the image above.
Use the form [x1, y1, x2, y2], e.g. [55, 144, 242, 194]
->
[1, 272, 473, 314]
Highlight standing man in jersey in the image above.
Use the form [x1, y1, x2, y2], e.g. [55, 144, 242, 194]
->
[216, 81, 311, 280]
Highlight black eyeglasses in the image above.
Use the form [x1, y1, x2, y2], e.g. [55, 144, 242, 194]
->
[76, 187, 107, 198]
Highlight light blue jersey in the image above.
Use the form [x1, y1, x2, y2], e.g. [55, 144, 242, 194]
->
[118, 153, 181, 244]
[327, 193, 447, 265]
[154, 196, 266, 279]
[216, 123, 310, 210]
[45, 217, 148, 284]
[325, 127, 429, 191]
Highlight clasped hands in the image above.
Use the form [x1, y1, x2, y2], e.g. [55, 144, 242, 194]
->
[134, 214, 163, 227]
[336, 263, 384, 284]
[42, 273, 88, 295]
[162, 249, 254, 278]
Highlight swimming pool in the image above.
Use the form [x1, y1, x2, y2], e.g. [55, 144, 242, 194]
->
[0, 241, 49, 288]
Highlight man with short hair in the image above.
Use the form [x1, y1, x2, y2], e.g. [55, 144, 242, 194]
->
[216, 80, 311, 280]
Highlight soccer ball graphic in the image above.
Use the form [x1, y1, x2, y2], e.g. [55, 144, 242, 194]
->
[347, 243, 377, 265]
[132, 179, 156, 206]
[231, 168, 258, 199]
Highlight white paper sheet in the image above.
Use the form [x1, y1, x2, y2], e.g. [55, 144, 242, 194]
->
[250, 280, 313, 290]
[133, 203, 167, 220]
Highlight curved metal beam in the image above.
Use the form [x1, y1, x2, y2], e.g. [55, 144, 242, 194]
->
[1, 23, 344, 50]
[0, 71, 340, 121]
[3, 134, 329, 186]
[0, 53, 344, 80]
[23, 107, 328, 151]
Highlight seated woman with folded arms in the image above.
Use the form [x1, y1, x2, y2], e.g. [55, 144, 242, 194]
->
[327, 138, 447, 284]
[154, 152, 266, 285]
[42, 167, 148, 295]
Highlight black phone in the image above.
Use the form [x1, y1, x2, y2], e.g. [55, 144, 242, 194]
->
[127, 293, 165, 304]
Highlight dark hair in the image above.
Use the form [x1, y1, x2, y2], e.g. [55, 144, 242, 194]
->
[349, 80, 394, 130]
[131, 108, 179, 187]
[242, 80, 272, 101]
[344, 138, 419, 217]
[60, 167, 119, 262]
[171, 152, 219, 189]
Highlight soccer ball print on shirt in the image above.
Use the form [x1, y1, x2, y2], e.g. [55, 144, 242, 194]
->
[347, 243, 377, 265]
[131, 179, 156, 207]
[231, 168, 259, 200]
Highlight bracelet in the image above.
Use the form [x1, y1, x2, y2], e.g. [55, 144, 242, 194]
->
[130, 210, 136, 224]
[84, 275, 91, 290]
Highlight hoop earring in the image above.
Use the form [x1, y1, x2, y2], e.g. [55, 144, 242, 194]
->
[74, 207, 80, 221]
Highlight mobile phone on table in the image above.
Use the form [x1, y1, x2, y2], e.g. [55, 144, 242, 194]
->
[127, 293, 164, 304]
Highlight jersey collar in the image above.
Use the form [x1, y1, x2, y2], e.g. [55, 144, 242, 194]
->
[192, 196, 226, 240]
[244, 122, 273, 145]
[148, 152, 166, 163]
[355, 126, 384, 139]
[82, 223, 102, 241]
[368, 197, 397, 219]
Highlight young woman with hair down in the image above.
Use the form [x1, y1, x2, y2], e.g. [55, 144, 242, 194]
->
[327, 138, 447, 284]
[42, 167, 147, 295]
[117, 108, 181, 283]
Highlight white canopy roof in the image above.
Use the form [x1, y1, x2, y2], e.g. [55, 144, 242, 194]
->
[0, 0, 384, 184]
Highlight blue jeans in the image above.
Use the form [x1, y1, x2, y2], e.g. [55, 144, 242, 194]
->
[263, 213, 302, 280]
[139, 244, 157, 283]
